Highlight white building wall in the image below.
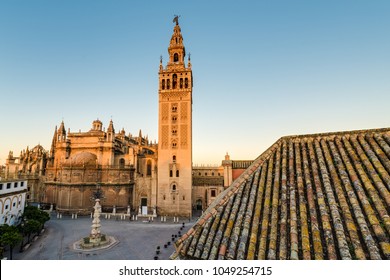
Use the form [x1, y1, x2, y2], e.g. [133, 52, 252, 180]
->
[0, 180, 27, 225]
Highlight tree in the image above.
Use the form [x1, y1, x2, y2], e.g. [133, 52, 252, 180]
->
[0, 225, 22, 260]
[23, 205, 50, 231]
[24, 219, 41, 243]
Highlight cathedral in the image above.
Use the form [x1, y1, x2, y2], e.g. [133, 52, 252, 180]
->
[2, 18, 244, 218]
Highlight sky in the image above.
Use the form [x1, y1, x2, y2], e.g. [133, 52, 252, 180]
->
[0, 0, 389, 166]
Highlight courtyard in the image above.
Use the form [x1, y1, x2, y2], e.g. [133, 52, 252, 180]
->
[11, 212, 195, 260]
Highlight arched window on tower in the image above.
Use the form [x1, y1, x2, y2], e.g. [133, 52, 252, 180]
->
[180, 78, 183, 89]
[174, 53, 179, 62]
[162, 79, 165, 90]
[167, 79, 170, 89]
[185, 78, 188, 88]
[119, 158, 125, 168]
[172, 74, 177, 89]
[176, 170, 179, 177]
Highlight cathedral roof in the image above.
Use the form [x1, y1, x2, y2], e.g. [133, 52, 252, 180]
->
[174, 128, 390, 260]
[64, 152, 97, 167]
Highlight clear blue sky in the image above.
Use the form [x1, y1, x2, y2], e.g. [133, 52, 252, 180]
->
[1, 0, 389, 166]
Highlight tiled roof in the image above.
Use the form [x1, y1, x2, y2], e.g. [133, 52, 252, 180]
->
[174, 128, 390, 260]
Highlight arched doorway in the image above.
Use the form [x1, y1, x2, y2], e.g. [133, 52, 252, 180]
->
[196, 199, 202, 211]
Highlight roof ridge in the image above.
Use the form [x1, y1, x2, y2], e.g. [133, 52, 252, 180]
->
[280, 127, 390, 140]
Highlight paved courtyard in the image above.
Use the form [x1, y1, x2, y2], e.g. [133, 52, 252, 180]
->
[12, 213, 195, 260]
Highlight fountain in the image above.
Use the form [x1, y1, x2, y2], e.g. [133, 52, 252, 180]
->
[73, 184, 118, 251]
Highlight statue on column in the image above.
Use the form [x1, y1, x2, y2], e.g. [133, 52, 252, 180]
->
[173, 15, 180, 26]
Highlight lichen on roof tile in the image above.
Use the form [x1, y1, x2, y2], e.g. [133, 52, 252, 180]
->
[173, 128, 390, 260]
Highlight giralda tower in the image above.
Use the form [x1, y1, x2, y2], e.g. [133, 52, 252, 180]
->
[157, 17, 193, 217]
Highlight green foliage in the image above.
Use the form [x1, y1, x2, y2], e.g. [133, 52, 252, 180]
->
[25, 220, 42, 237]
[0, 225, 22, 260]
[23, 206, 50, 226]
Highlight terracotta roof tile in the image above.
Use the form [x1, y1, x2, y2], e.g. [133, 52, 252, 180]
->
[174, 128, 390, 259]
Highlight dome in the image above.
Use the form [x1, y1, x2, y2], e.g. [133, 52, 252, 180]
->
[65, 152, 97, 166]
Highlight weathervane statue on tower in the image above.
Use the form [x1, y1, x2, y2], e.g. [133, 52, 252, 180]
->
[173, 15, 180, 25]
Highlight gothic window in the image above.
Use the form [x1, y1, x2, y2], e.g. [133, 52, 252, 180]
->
[170, 170, 173, 177]
[119, 158, 125, 168]
[174, 53, 179, 62]
[172, 129, 177, 136]
[180, 78, 183, 89]
[167, 79, 170, 89]
[147, 160, 152, 176]
[185, 78, 188, 88]
[173, 155, 176, 162]
[176, 170, 179, 177]
[172, 116, 177, 122]
[162, 79, 165, 90]
[172, 142, 177, 148]
[172, 74, 177, 89]
[211, 190, 216, 197]
[172, 184, 176, 192]
[172, 105, 177, 112]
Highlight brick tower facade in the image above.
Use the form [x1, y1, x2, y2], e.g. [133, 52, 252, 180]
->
[157, 17, 193, 217]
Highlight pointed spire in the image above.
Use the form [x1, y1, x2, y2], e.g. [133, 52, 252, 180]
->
[58, 121, 66, 142]
[139, 129, 142, 139]
[168, 17, 186, 67]
[107, 119, 115, 132]
[106, 119, 115, 142]
[50, 126, 57, 158]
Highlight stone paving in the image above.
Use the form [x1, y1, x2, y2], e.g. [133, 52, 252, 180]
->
[12, 213, 195, 260]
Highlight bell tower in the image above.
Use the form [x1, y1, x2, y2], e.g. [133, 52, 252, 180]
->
[157, 17, 193, 217]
